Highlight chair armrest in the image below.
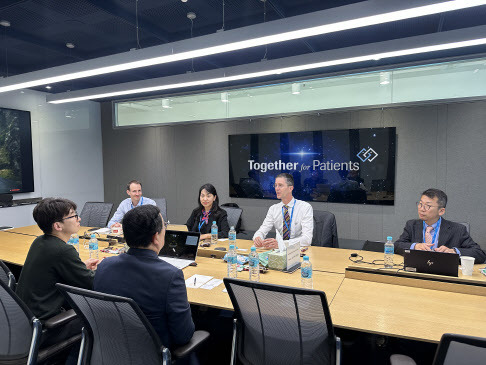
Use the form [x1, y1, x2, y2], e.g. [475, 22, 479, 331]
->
[172, 330, 210, 359]
[43, 309, 78, 329]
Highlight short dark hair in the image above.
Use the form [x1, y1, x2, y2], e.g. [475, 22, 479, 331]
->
[276, 173, 294, 186]
[122, 205, 163, 248]
[422, 188, 447, 208]
[197, 183, 220, 211]
[126, 180, 142, 191]
[33, 198, 77, 234]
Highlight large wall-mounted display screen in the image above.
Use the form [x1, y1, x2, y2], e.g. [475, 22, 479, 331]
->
[0, 107, 34, 194]
[229, 127, 396, 205]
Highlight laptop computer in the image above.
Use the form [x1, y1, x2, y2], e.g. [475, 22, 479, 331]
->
[403, 249, 460, 277]
[158, 230, 200, 269]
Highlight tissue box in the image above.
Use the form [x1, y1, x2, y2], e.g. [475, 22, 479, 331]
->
[268, 250, 287, 270]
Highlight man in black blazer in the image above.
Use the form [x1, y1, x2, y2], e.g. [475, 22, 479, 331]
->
[395, 188, 486, 264]
[94, 205, 195, 349]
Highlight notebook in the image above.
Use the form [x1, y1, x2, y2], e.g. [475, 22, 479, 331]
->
[158, 230, 200, 269]
[403, 249, 459, 277]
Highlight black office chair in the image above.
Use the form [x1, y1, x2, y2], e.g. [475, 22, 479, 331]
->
[362, 240, 385, 253]
[56, 283, 209, 365]
[154, 198, 168, 222]
[79, 202, 113, 227]
[313, 210, 339, 247]
[0, 259, 16, 290]
[221, 206, 243, 233]
[432, 333, 486, 365]
[224, 278, 341, 365]
[391, 333, 486, 365]
[0, 279, 81, 365]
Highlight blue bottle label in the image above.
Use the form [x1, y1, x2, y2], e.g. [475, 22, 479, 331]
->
[211, 228, 218, 235]
[90, 241, 98, 250]
[301, 267, 312, 279]
[228, 255, 237, 264]
[229, 232, 236, 241]
[385, 245, 394, 254]
[249, 257, 259, 267]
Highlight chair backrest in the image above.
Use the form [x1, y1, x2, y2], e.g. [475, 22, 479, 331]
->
[224, 278, 337, 365]
[221, 206, 243, 232]
[457, 222, 470, 234]
[362, 240, 385, 253]
[433, 333, 486, 365]
[0, 260, 16, 290]
[0, 279, 36, 362]
[154, 198, 168, 222]
[56, 283, 164, 365]
[79, 202, 113, 228]
[312, 210, 339, 248]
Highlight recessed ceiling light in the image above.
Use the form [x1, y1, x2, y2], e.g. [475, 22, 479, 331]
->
[0, 20, 10, 27]
[66, 43, 75, 49]
[187, 12, 196, 20]
[181, 0, 188, 2]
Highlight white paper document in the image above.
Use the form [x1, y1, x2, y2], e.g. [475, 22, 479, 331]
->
[200, 278, 224, 290]
[91, 227, 111, 234]
[185, 274, 213, 288]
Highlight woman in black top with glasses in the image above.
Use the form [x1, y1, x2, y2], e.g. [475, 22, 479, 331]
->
[186, 183, 230, 239]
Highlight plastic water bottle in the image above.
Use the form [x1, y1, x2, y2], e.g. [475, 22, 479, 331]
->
[249, 246, 260, 282]
[229, 226, 236, 246]
[301, 256, 313, 289]
[88, 234, 99, 259]
[227, 244, 237, 278]
[211, 221, 218, 244]
[384, 236, 394, 268]
[72, 236, 79, 253]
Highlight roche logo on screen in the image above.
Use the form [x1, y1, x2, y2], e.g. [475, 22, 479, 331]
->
[357, 147, 378, 162]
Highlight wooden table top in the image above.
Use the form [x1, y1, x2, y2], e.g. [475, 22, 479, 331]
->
[185, 256, 344, 311]
[330, 277, 486, 343]
[3, 225, 486, 344]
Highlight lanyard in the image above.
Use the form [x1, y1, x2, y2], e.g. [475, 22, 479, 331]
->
[131, 197, 143, 209]
[282, 201, 296, 236]
[423, 217, 441, 246]
[198, 211, 210, 232]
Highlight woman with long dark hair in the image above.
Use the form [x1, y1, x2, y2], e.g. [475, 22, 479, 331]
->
[186, 183, 230, 239]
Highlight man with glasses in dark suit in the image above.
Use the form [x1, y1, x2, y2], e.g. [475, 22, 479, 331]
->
[394, 188, 486, 263]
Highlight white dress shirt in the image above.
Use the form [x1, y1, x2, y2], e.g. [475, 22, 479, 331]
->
[253, 198, 314, 247]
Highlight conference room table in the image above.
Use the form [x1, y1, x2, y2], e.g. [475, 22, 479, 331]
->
[2, 225, 486, 344]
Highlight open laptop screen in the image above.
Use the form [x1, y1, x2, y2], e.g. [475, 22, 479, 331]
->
[159, 230, 200, 260]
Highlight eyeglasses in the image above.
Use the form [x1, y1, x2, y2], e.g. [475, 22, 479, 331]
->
[416, 202, 441, 211]
[62, 214, 79, 221]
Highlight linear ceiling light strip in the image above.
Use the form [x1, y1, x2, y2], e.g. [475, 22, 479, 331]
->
[1, 0, 486, 92]
[47, 37, 486, 104]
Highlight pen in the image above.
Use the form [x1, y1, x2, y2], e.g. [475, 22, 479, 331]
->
[194, 277, 196, 286]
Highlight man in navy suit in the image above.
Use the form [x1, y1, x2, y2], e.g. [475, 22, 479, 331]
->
[94, 205, 195, 348]
[394, 188, 486, 264]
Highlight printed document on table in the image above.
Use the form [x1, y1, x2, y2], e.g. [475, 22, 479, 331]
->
[185, 274, 213, 288]
[200, 278, 224, 290]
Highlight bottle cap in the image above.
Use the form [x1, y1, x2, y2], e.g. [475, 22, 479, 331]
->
[251, 246, 256, 251]
[229, 244, 235, 249]
[387, 236, 393, 241]
[303, 255, 309, 261]
[230, 226, 234, 230]
[213, 221, 216, 224]
[90, 234, 96, 239]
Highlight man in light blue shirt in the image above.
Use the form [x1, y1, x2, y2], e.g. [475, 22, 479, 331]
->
[107, 180, 156, 228]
